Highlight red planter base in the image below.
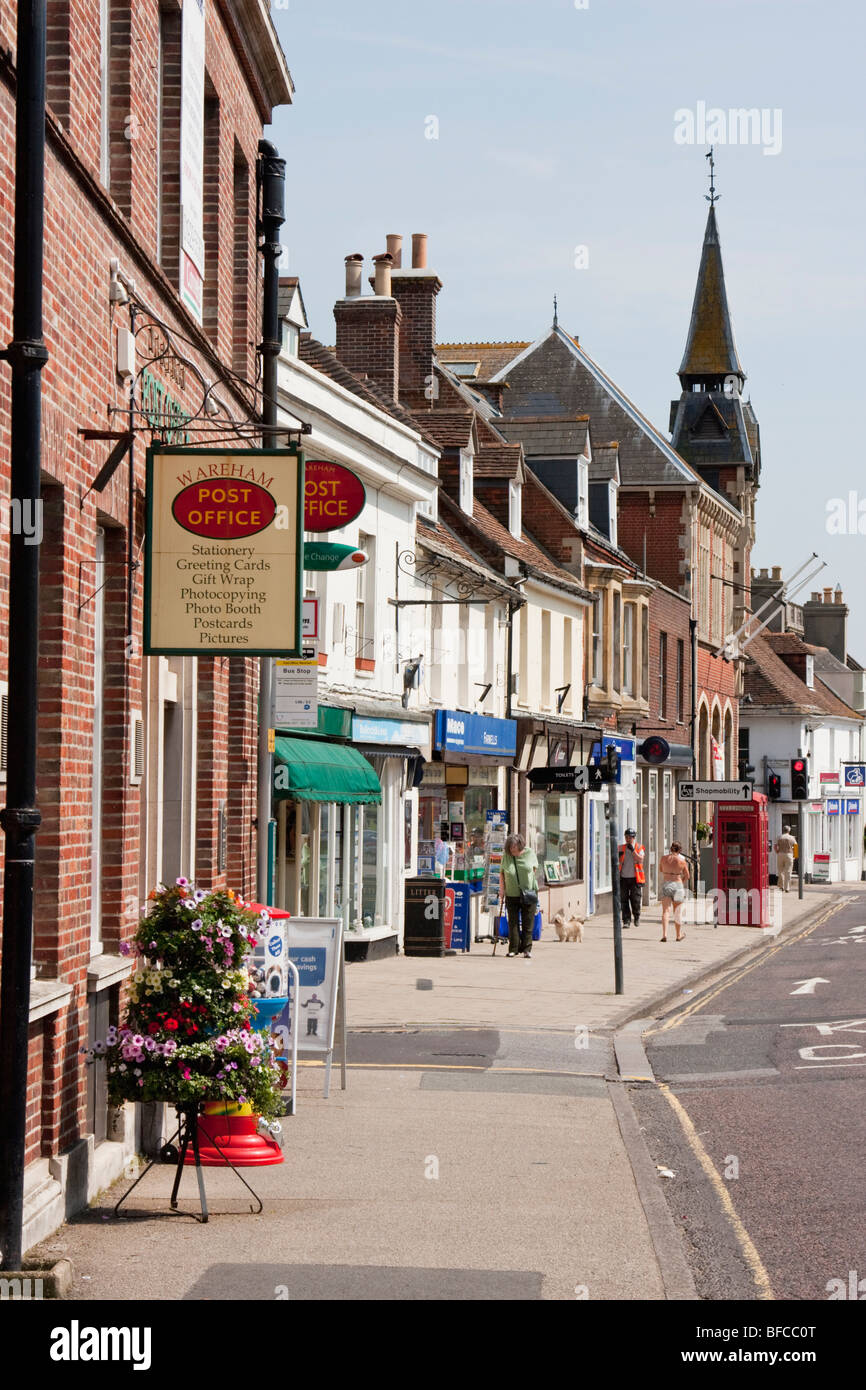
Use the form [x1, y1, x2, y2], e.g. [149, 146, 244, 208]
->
[184, 1111, 283, 1167]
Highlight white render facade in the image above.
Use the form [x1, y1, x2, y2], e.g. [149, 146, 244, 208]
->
[274, 301, 440, 946]
[741, 712, 866, 883]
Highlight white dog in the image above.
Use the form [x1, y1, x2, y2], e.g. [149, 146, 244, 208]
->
[552, 908, 584, 943]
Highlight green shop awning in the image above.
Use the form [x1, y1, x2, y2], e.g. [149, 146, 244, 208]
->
[273, 736, 381, 805]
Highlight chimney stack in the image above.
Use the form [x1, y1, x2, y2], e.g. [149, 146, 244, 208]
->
[334, 249, 402, 401]
[803, 585, 848, 662]
[386, 234, 402, 268]
[344, 253, 364, 298]
[372, 252, 393, 297]
[389, 231, 442, 409]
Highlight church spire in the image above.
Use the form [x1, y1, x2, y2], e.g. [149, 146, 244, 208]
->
[677, 198, 744, 391]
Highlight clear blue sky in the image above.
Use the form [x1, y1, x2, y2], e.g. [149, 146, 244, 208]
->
[269, 0, 866, 658]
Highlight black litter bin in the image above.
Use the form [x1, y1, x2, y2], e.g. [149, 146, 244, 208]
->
[404, 877, 446, 957]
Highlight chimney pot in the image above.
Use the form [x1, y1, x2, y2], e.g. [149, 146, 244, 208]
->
[344, 254, 364, 298]
[810, 592, 820, 602]
[759, 567, 768, 579]
[771, 565, 782, 580]
[386, 234, 402, 268]
[823, 587, 832, 604]
[411, 233, 428, 269]
[835, 587, 844, 605]
[372, 252, 393, 297]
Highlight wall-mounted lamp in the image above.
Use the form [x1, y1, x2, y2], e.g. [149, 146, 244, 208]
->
[203, 379, 221, 417]
[109, 258, 128, 306]
[401, 654, 423, 709]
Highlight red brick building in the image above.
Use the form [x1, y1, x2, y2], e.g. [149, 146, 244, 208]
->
[0, 0, 292, 1248]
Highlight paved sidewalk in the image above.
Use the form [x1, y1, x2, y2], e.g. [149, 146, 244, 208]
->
[344, 886, 830, 1033]
[28, 884, 846, 1301]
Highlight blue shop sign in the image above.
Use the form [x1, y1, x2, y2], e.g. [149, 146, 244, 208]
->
[590, 735, 636, 763]
[433, 709, 517, 757]
[352, 715, 421, 746]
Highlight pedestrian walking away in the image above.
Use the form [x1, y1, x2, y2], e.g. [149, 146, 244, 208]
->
[618, 828, 645, 928]
[659, 841, 690, 942]
[774, 826, 797, 893]
[499, 833, 539, 958]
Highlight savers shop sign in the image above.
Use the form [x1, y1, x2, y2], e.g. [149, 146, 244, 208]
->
[145, 447, 304, 656]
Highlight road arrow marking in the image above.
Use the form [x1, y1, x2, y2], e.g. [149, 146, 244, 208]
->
[790, 978, 830, 995]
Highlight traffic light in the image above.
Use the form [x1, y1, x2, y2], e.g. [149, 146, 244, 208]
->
[739, 757, 755, 782]
[790, 758, 809, 800]
[767, 772, 782, 801]
[600, 745, 621, 782]
[638, 736, 670, 765]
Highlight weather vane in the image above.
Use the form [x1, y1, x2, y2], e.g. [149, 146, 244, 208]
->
[705, 146, 720, 206]
[553, 293, 558, 328]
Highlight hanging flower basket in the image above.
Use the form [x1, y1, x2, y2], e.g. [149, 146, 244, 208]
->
[83, 881, 283, 1120]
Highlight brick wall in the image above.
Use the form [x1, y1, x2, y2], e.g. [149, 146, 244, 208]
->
[0, 0, 282, 1182]
[645, 586, 692, 748]
[334, 298, 402, 401]
[617, 490, 689, 593]
[391, 273, 442, 409]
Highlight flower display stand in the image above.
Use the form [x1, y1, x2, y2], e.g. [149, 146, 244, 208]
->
[114, 1104, 264, 1224]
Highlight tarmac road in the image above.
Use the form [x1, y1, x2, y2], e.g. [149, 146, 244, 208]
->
[633, 887, 866, 1301]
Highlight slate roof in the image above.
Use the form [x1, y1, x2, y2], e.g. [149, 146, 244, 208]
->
[495, 415, 590, 458]
[487, 327, 727, 494]
[678, 205, 744, 383]
[742, 633, 863, 720]
[669, 389, 754, 469]
[589, 443, 620, 484]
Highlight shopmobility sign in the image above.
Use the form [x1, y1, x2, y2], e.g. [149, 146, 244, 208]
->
[144, 447, 304, 656]
[433, 710, 517, 757]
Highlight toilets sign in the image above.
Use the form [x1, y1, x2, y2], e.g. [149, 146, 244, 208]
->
[144, 446, 304, 655]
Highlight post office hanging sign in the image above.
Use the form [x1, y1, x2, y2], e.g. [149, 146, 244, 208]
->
[144, 446, 304, 656]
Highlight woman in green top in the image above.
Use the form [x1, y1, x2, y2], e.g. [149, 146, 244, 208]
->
[498, 833, 539, 958]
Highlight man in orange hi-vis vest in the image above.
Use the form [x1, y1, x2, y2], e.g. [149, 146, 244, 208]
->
[618, 828, 645, 928]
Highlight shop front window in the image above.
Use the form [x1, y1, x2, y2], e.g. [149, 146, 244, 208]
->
[362, 802, 378, 923]
[318, 803, 331, 916]
[530, 792, 582, 883]
[846, 811, 857, 861]
[593, 800, 612, 893]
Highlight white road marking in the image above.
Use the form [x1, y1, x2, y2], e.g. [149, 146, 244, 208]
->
[789, 977, 830, 995]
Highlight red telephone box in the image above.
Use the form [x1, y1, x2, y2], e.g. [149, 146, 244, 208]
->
[713, 793, 771, 926]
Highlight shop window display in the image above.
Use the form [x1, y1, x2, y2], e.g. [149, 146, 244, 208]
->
[530, 792, 582, 884]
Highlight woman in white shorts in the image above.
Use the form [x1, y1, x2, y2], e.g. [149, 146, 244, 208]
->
[659, 841, 690, 942]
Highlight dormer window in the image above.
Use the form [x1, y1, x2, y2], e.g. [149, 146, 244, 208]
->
[459, 447, 474, 516]
[576, 457, 589, 527]
[508, 479, 522, 537]
[607, 479, 618, 548]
